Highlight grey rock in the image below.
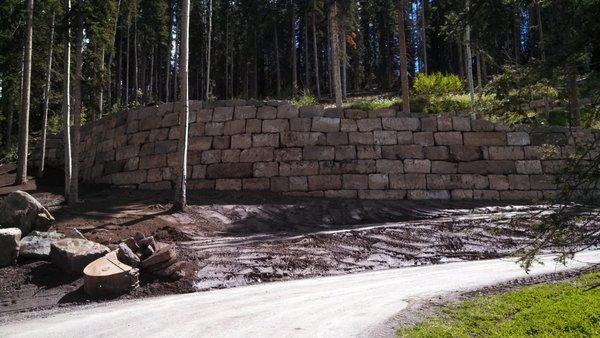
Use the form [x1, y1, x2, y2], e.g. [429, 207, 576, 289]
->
[50, 238, 110, 275]
[117, 243, 140, 267]
[19, 231, 65, 259]
[0, 228, 22, 266]
[0, 191, 54, 235]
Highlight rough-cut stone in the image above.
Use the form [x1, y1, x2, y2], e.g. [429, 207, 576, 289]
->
[281, 132, 326, 147]
[408, 190, 450, 200]
[382, 117, 420, 131]
[270, 177, 290, 192]
[326, 132, 349, 145]
[335, 145, 357, 160]
[434, 132, 463, 146]
[340, 119, 358, 132]
[234, 106, 257, 119]
[257, 106, 277, 119]
[308, 175, 342, 190]
[507, 132, 530, 146]
[303, 146, 335, 160]
[489, 175, 510, 190]
[212, 107, 234, 121]
[342, 174, 369, 189]
[231, 134, 252, 149]
[463, 132, 506, 146]
[216, 179, 242, 191]
[254, 162, 279, 177]
[312, 117, 341, 132]
[240, 148, 274, 162]
[51, 238, 110, 275]
[376, 160, 404, 174]
[516, 160, 543, 174]
[431, 161, 457, 174]
[509, 175, 531, 190]
[348, 132, 374, 145]
[397, 131, 413, 144]
[381, 145, 424, 159]
[390, 174, 427, 189]
[471, 119, 496, 131]
[404, 159, 431, 173]
[297, 105, 321, 118]
[243, 178, 270, 190]
[0, 191, 54, 235]
[206, 163, 253, 179]
[357, 118, 382, 131]
[223, 120, 246, 135]
[449, 146, 482, 162]
[488, 146, 525, 160]
[19, 231, 64, 259]
[252, 133, 279, 147]
[117, 243, 140, 267]
[368, 174, 389, 189]
[437, 117, 453, 131]
[357, 146, 381, 159]
[452, 117, 471, 131]
[374, 131, 398, 145]
[424, 146, 449, 160]
[0, 228, 21, 266]
[413, 132, 434, 146]
[291, 118, 312, 131]
[289, 176, 308, 191]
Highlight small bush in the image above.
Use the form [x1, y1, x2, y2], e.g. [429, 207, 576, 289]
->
[291, 90, 319, 107]
[413, 72, 463, 97]
[424, 94, 471, 114]
[348, 97, 402, 111]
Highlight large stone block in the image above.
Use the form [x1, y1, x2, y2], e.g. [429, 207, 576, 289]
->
[424, 146, 449, 160]
[530, 174, 557, 190]
[290, 118, 312, 131]
[463, 132, 507, 146]
[155, 140, 178, 154]
[397, 131, 414, 144]
[275, 148, 303, 162]
[205, 122, 225, 136]
[221, 149, 241, 163]
[458, 160, 516, 174]
[382, 117, 420, 131]
[243, 178, 270, 191]
[381, 145, 424, 159]
[51, 238, 110, 275]
[271, 177, 290, 192]
[139, 154, 166, 169]
[368, 174, 389, 189]
[281, 132, 325, 147]
[279, 161, 319, 176]
[234, 106, 257, 119]
[404, 159, 431, 173]
[358, 190, 407, 200]
[252, 133, 280, 147]
[530, 133, 567, 146]
[319, 160, 376, 175]
[414, 132, 434, 146]
[489, 175, 510, 190]
[216, 179, 242, 191]
[312, 117, 341, 132]
[206, 163, 253, 179]
[426, 174, 488, 190]
[326, 132, 349, 145]
[189, 136, 213, 151]
[374, 131, 398, 145]
[335, 145, 357, 160]
[507, 132, 530, 146]
[263, 119, 290, 133]
[376, 160, 404, 174]
[516, 160, 543, 174]
[434, 132, 463, 146]
[357, 145, 382, 160]
[508, 175, 531, 190]
[340, 119, 358, 132]
[308, 175, 342, 190]
[289, 176, 308, 191]
[161, 112, 179, 127]
[487, 146, 525, 160]
[348, 132, 374, 145]
[407, 190, 450, 200]
[212, 107, 234, 121]
[116, 145, 140, 160]
[231, 134, 252, 149]
[240, 148, 274, 162]
[437, 117, 453, 131]
[0, 228, 21, 266]
[254, 162, 279, 177]
[201, 150, 222, 164]
[297, 105, 321, 118]
[452, 117, 471, 131]
[390, 174, 426, 189]
[471, 119, 496, 131]
[223, 120, 246, 135]
[257, 106, 277, 119]
[431, 161, 458, 174]
[448, 145, 482, 162]
[303, 146, 335, 160]
[357, 118, 382, 132]
[342, 174, 369, 189]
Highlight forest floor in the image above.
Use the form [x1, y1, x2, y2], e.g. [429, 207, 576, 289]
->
[0, 162, 588, 318]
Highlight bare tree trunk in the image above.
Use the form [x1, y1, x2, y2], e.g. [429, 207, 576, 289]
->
[420, 0, 428, 74]
[291, 1, 297, 96]
[253, 28, 258, 98]
[458, 42, 465, 79]
[398, 0, 410, 114]
[329, 0, 343, 107]
[149, 46, 155, 101]
[117, 28, 123, 104]
[125, 14, 130, 106]
[311, 12, 321, 99]
[304, 9, 310, 92]
[205, 0, 212, 100]
[63, 0, 73, 200]
[98, 47, 105, 119]
[476, 48, 482, 90]
[133, 8, 139, 104]
[341, 25, 347, 100]
[174, 0, 190, 212]
[465, 3, 475, 112]
[107, 0, 121, 111]
[513, 6, 520, 63]
[70, 0, 84, 205]
[567, 69, 581, 127]
[274, 22, 281, 98]
[166, 2, 173, 102]
[38, 12, 55, 178]
[15, 0, 34, 185]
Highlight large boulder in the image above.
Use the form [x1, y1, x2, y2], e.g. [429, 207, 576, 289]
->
[0, 228, 22, 267]
[0, 191, 54, 235]
[50, 238, 110, 275]
[19, 231, 65, 259]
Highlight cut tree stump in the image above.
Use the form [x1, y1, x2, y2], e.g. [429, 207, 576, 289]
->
[84, 251, 139, 298]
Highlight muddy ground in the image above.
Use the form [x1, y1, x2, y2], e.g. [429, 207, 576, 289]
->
[0, 163, 593, 317]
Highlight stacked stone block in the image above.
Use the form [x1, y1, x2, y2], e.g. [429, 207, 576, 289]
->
[37, 100, 600, 201]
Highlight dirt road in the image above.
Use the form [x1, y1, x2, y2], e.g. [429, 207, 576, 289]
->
[2, 250, 598, 338]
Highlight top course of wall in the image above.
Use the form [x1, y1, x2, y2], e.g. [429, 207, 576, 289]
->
[37, 100, 600, 201]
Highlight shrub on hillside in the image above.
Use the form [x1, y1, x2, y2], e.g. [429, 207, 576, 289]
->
[413, 72, 463, 97]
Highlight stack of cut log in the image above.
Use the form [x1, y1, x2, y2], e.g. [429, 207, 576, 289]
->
[120, 232, 185, 280]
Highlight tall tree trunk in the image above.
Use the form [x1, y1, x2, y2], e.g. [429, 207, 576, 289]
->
[329, 0, 343, 107]
[205, 0, 212, 100]
[513, 6, 520, 63]
[535, 0, 545, 60]
[38, 12, 55, 178]
[567, 69, 581, 127]
[291, 2, 298, 96]
[63, 0, 73, 199]
[98, 48, 105, 119]
[117, 27, 123, 104]
[311, 12, 321, 99]
[133, 8, 139, 104]
[420, 0, 428, 74]
[465, 4, 475, 112]
[174, 0, 190, 211]
[476, 48, 482, 90]
[166, 1, 173, 102]
[70, 0, 84, 205]
[398, 0, 410, 114]
[458, 42, 465, 79]
[107, 0, 121, 111]
[125, 15, 130, 106]
[15, 0, 34, 185]
[149, 46, 155, 101]
[253, 27, 258, 98]
[274, 22, 281, 98]
[341, 25, 347, 100]
[304, 9, 310, 92]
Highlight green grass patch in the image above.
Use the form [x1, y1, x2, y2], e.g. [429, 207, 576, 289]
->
[398, 272, 600, 338]
[347, 97, 402, 111]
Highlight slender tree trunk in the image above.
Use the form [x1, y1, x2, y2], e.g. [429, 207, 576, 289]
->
[70, 0, 84, 205]
[458, 42, 465, 79]
[149, 46, 155, 101]
[535, 0, 545, 60]
[63, 0, 73, 200]
[174, 0, 190, 212]
[398, 0, 410, 114]
[166, 2, 173, 102]
[567, 69, 581, 127]
[513, 6, 520, 63]
[465, 4, 475, 111]
[15, 0, 34, 185]
[341, 25, 347, 100]
[205, 0, 212, 100]
[291, 2, 297, 96]
[329, 0, 343, 107]
[311, 12, 321, 99]
[420, 0, 428, 74]
[117, 28, 123, 104]
[476, 48, 482, 90]
[304, 9, 310, 92]
[274, 22, 281, 98]
[134, 9, 139, 104]
[107, 0, 121, 111]
[38, 12, 55, 178]
[98, 48, 105, 119]
[125, 15, 130, 106]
